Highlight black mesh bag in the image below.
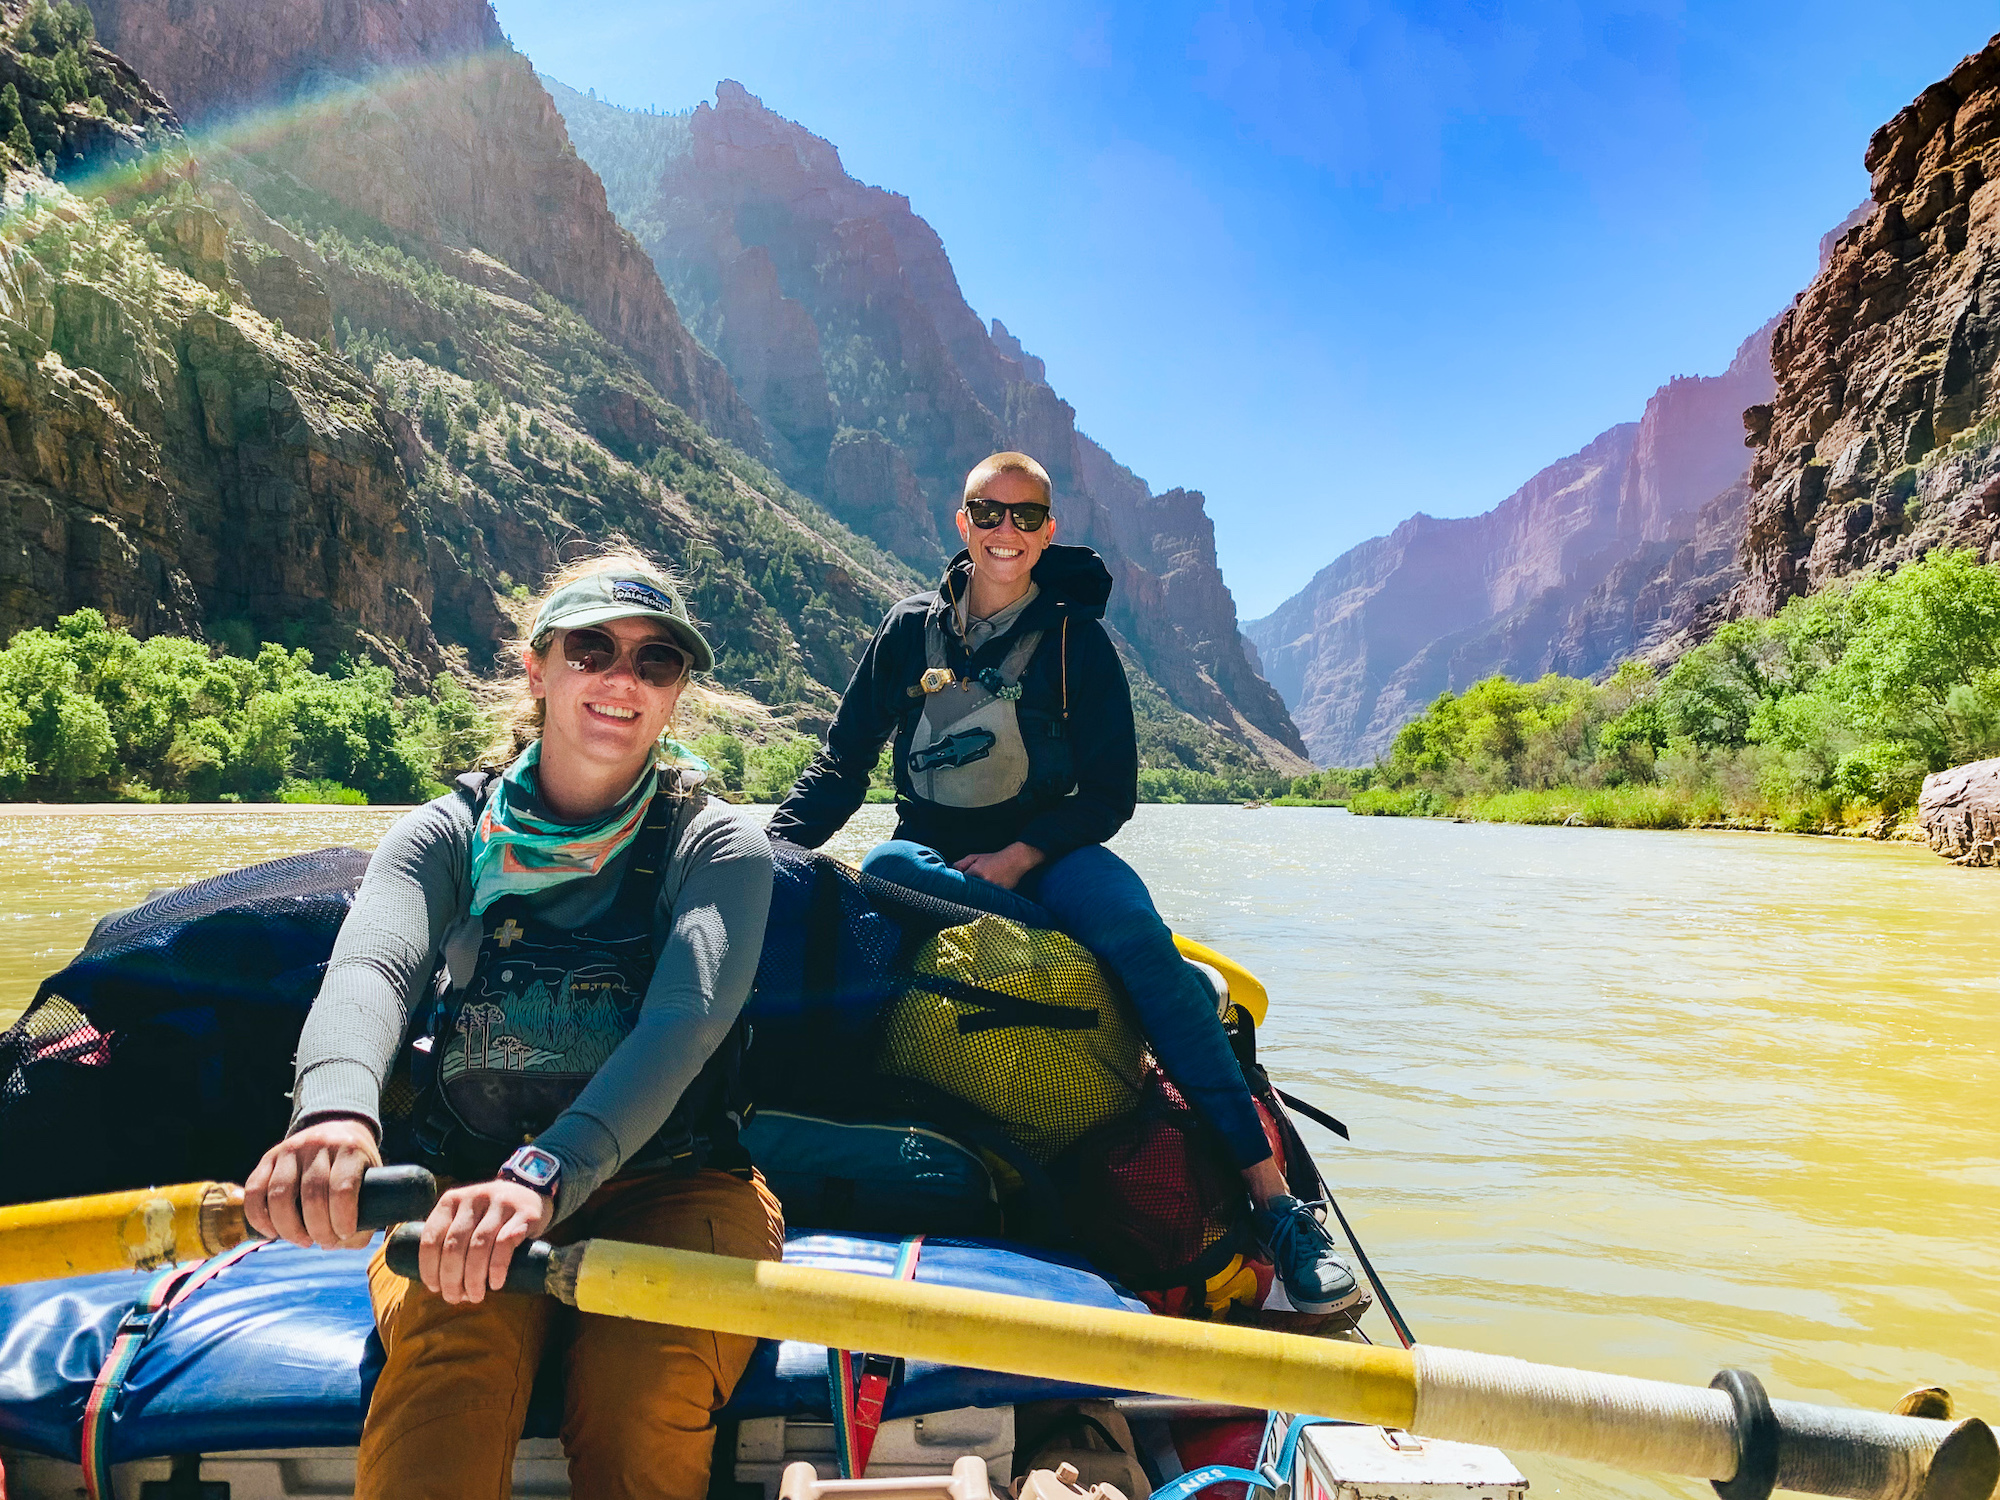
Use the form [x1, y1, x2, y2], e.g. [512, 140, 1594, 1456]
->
[0, 847, 369, 1204]
[743, 842, 1018, 1111]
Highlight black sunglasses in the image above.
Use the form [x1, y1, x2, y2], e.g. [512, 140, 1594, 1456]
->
[964, 498, 1050, 532]
[560, 628, 690, 688]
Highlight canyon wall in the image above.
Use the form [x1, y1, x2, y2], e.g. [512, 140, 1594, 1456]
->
[547, 78, 1308, 770]
[0, 0, 916, 721]
[1247, 327, 1775, 765]
[87, 0, 765, 456]
[0, 0, 438, 672]
[1735, 29, 2000, 613]
[1238, 23, 2000, 773]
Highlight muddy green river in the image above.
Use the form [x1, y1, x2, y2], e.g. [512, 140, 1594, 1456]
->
[0, 803, 1992, 1499]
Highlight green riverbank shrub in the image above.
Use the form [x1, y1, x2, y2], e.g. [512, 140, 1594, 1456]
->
[0, 610, 476, 802]
[1346, 787, 1445, 817]
[690, 731, 824, 803]
[1136, 766, 1288, 804]
[1288, 766, 1376, 802]
[1320, 549, 2000, 831]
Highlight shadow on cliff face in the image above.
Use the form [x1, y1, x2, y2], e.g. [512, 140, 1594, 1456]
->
[546, 74, 1312, 773]
[0, 0, 937, 725]
[0, 153, 447, 684]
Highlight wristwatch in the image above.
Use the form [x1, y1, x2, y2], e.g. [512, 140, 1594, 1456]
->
[498, 1144, 562, 1198]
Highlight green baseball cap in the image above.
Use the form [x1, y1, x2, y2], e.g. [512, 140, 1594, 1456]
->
[529, 567, 714, 673]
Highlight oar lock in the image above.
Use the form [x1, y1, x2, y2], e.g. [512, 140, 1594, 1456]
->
[1710, 1369, 1779, 1500]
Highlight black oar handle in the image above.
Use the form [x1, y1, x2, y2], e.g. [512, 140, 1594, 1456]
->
[383, 1222, 554, 1295]
[356, 1166, 439, 1229]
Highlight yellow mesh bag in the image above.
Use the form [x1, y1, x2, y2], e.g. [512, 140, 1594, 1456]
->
[876, 916, 1145, 1162]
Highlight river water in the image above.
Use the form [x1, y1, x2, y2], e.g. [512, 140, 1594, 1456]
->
[0, 803, 1992, 1499]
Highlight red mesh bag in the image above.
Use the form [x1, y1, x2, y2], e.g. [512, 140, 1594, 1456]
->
[1060, 1067, 1253, 1293]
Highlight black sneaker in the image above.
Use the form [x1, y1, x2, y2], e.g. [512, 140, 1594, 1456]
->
[1252, 1195, 1364, 1314]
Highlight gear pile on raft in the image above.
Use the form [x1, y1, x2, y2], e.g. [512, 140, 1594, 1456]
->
[0, 839, 1428, 1497]
[0, 841, 1990, 1500]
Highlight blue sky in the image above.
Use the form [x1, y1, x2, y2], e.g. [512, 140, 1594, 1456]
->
[492, 1, 1990, 619]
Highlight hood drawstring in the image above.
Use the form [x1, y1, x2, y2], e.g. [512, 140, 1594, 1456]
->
[1062, 618, 1069, 723]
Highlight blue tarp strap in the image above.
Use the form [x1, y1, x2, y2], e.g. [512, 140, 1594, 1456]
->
[79, 1238, 270, 1499]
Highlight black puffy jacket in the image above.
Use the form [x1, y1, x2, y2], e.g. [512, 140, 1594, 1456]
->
[767, 546, 1137, 865]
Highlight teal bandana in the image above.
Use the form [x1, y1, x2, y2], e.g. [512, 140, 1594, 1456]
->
[469, 743, 661, 915]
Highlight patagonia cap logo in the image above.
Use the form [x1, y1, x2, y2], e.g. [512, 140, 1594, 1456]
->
[610, 579, 672, 612]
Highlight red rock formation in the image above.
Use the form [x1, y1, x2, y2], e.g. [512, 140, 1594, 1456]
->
[1246, 426, 1635, 764]
[1619, 322, 1778, 544]
[86, 0, 765, 455]
[552, 78, 1307, 767]
[1738, 30, 2000, 614]
[825, 430, 937, 564]
[1248, 322, 1776, 765]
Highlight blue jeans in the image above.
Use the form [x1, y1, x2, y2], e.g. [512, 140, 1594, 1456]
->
[859, 840, 1271, 1169]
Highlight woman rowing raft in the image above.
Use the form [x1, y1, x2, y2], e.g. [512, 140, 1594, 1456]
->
[242, 552, 779, 1499]
[767, 450, 1362, 1318]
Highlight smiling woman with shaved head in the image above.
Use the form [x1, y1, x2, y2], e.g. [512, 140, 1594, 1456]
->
[769, 451, 1365, 1318]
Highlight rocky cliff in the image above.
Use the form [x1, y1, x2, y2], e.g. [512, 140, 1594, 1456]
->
[0, 181, 442, 672]
[1247, 327, 1775, 765]
[0, 0, 916, 723]
[546, 78, 1309, 771]
[86, 0, 765, 457]
[1736, 29, 2000, 613]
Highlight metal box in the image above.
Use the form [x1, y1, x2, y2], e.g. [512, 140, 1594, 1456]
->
[1294, 1423, 1528, 1500]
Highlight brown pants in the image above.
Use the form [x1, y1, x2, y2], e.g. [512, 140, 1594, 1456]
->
[357, 1169, 785, 1500]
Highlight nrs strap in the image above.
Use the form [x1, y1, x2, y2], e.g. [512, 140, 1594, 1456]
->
[1148, 1466, 1273, 1500]
[79, 1238, 269, 1499]
[827, 1236, 924, 1477]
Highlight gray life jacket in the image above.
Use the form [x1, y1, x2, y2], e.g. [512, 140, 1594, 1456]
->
[904, 618, 1045, 809]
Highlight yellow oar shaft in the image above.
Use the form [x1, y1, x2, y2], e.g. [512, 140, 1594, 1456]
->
[0, 1182, 245, 1284]
[559, 1240, 1995, 1500]
[576, 1237, 1417, 1426]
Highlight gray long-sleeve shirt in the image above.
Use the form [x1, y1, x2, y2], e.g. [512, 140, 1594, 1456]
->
[290, 782, 774, 1224]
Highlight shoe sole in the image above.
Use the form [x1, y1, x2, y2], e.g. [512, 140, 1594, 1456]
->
[1283, 1284, 1368, 1316]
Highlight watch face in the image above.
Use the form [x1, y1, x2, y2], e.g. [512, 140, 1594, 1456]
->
[508, 1148, 560, 1188]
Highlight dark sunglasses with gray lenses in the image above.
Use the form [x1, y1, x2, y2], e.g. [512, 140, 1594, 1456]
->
[560, 628, 690, 688]
[964, 499, 1050, 532]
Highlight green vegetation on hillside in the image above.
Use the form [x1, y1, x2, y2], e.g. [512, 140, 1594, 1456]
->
[1315, 549, 2000, 831]
[192, 147, 912, 696]
[291, 207, 909, 706]
[1, 2, 119, 172]
[0, 610, 482, 803]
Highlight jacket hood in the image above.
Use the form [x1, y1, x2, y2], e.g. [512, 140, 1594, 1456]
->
[935, 543, 1112, 623]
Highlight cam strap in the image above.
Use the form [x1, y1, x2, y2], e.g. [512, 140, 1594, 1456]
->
[827, 1235, 924, 1477]
[1147, 1466, 1273, 1500]
[80, 1238, 270, 1500]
